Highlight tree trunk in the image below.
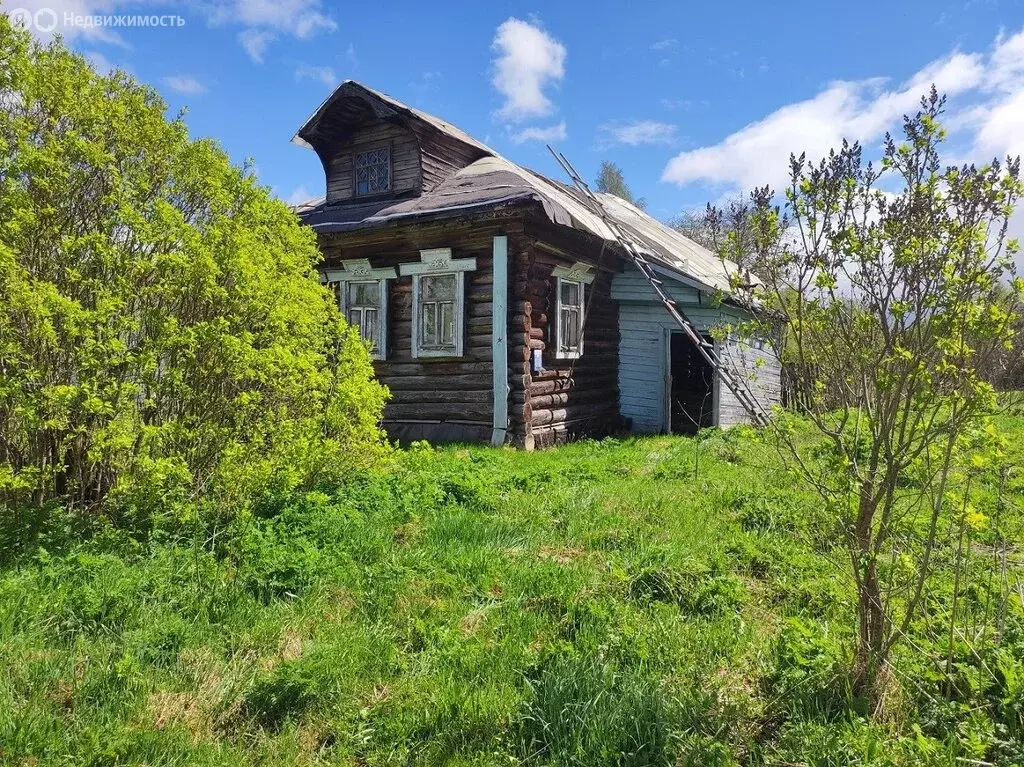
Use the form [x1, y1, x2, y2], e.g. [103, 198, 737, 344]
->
[852, 483, 888, 713]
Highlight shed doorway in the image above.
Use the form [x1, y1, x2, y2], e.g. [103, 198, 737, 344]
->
[668, 332, 716, 434]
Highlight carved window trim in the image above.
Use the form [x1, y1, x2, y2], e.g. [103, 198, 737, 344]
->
[400, 249, 477, 359]
[322, 259, 397, 360]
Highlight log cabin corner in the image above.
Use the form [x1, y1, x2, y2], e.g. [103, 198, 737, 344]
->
[291, 80, 782, 449]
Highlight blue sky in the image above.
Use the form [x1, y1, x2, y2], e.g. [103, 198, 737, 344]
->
[7, 0, 1024, 227]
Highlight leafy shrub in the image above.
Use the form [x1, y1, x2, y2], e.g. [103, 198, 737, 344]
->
[0, 18, 388, 533]
[766, 618, 849, 721]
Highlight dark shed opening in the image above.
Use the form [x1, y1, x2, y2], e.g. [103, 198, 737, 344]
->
[669, 332, 715, 434]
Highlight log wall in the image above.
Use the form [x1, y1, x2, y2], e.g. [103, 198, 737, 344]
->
[318, 213, 525, 445]
[511, 218, 624, 448]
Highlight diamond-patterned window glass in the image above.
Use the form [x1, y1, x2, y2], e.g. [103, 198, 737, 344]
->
[355, 147, 391, 195]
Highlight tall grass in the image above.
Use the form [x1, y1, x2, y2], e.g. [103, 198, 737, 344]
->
[1, 423, 1023, 765]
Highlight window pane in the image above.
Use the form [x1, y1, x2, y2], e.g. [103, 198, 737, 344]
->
[348, 281, 380, 307]
[422, 302, 437, 346]
[566, 309, 580, 348]
[363, 308, 378, 346]
[347, 308, 361, 327]
[421, 274, 456, 302]
[440, 302, 454, 345]
[561, 280, 580, 307]
[354, 148, 391, 195]
[560, 306, 581, 352]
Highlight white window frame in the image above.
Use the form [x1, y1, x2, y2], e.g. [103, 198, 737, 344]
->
[400, 249, 477, 359]
[322, 259, 397, 360]
[552, 262, 595, 360]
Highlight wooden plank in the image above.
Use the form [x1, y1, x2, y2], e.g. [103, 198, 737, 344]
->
[491, 235, 509, 446]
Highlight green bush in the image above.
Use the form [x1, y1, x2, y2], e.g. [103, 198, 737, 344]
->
[0, 17, 388, 533]
[766, 618, 850, 721]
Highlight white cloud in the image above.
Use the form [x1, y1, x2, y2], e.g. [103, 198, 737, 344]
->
[284, 184, 316, 206]
[238, 28, 274, 63]
[205, 0, 335, 38]
[201, 0, 336, 63]
[510, 121, 567, 145]
[162, 75, 206, 94]
[295, 65, 336, 88]
[662, 28, 1024, 257]
[662, 48, 986, 192]
[598, 119, 677, 147]
[661, 35, 1024, 191]
[491, 17, 566, 122]
[651, 38, 677, 51]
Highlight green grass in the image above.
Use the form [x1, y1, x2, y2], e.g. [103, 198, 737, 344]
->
[2, 422, 1023, 766]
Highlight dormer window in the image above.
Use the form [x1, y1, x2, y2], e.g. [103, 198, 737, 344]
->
[355, 146, 391, 195]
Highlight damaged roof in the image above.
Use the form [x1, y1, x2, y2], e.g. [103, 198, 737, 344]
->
[292, 81, 742, 294]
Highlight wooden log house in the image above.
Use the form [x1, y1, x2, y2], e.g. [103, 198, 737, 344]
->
[292, 81, 782, 448]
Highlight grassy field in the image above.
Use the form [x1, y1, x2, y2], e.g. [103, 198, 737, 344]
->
[2, 420, 1023, 766]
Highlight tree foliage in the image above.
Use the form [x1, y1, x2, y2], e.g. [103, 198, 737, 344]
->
[671, 195, 763, 279]
[0, 18, 388, 522]
[733, 89, 1023, 710]
[595, 161, 646, 210]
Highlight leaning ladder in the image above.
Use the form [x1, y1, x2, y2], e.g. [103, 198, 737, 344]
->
[547, 148, 771, 428]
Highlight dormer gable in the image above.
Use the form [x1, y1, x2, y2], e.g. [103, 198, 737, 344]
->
[292, 81, 493, 205]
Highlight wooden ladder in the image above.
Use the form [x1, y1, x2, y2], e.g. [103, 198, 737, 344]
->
[547, 148, 771, 428]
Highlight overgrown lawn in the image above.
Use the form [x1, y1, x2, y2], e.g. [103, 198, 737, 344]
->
[2, 421, 1023, 766]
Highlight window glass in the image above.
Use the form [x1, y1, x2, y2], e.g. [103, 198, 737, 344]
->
[419, 274, 458, 352]
[421, 273, 456, 301]
[348, 281, 380, 307]
[344, 279, 385, 356]
[560, 280, 580, 306]
[557, 278, 584, 356]
[355, 147, 391, 195]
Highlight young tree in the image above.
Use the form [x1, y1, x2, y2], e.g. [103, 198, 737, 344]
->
[736, 90, 1022, 711]
[595, 161, 646, 210]
[0, 17, 388, 522]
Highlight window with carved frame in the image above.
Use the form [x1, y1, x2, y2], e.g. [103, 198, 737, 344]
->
[400, 249, 477, 359]
[322, 260, 396, 360]
[556, 277, 584, 359]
